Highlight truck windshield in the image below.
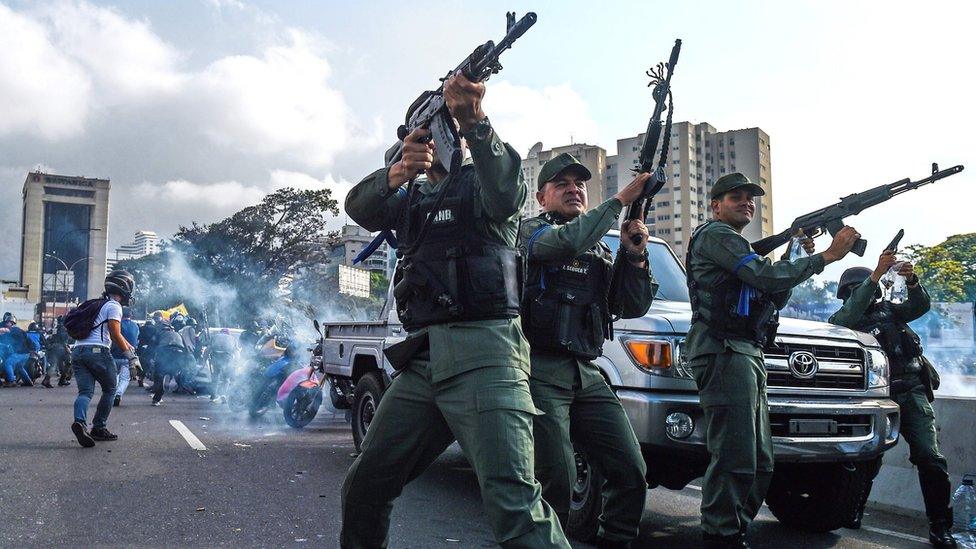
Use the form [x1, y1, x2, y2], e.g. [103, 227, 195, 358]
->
[601, 236, 690, 302]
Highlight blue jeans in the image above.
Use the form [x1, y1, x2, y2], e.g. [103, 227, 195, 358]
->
[6, 353, 32, 383]
[72, 346, 118, 429]
[114, 359, 130, 397]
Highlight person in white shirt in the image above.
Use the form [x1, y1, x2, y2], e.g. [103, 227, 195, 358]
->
[70, 270, 142, 448]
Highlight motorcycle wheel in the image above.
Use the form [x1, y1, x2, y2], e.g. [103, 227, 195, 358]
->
[248, 380, 278, 419]
[283, 386, 323, 429]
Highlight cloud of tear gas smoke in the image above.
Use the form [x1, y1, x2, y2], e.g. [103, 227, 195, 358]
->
[911, 304, 976, 399]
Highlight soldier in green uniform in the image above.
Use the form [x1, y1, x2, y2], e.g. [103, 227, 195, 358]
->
[519, 153, 657, 548]
[685, 172, 859, 548]
[339, 73, 570, 549]
[829, 251, 957, 548]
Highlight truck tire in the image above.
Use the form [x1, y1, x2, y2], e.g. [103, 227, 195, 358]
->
[567, 447, 603, 542]
[765, 460, 878, 533]
[351, 372, 383, 453]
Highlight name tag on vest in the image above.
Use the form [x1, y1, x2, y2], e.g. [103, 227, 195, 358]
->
[432, 206, 458, 226]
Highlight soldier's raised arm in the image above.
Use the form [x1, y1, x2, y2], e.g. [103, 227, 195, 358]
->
[697, 223, 859, 293]
[444, 74, 525, 222]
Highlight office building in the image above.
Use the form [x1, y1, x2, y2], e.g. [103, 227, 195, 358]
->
[106, 230, 160, 273]
[19, 172, 110, 312]
[605, 122, 773, 257]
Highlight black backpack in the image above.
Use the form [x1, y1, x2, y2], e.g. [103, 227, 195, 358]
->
[63, 298, 109, 340]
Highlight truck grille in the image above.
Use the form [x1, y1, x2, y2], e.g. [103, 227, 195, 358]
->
[769, 413, 873, 438]
[764, 340, 866, 390]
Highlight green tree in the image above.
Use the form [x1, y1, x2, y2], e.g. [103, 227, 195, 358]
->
[175, 187, 339, 320]
[904, 232, 975, 302]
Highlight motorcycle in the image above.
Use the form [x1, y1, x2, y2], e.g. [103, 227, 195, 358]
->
[247, 332, 299, 419]
[279, 320, 328, 428]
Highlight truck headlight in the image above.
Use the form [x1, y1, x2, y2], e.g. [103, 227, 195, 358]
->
[622, 337, 692, 379]
[866, 348, 888, 389]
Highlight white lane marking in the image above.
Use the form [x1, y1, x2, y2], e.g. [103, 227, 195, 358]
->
[169, 420, 207, 450]
[860, 526, 929, 545]
[685, 483, 929, 544]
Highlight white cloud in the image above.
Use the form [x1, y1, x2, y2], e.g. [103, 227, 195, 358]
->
[0, 2, 375, 170]
[139, 179, 266, 211]
[39, 0, 184, 98]
[191, 29, 357, 167]
[484, 81, 601, 157]
[0, 3, 92, 139]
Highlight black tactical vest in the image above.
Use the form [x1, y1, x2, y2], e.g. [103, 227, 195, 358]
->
[852, 301, 923, 379]
[520, 213, 613, 360]
[686, 221, 780, 347]
[392, 166, 521, 331]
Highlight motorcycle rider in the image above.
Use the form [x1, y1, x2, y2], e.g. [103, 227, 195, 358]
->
[150, 322, 193, 405]
[43, 316, 73, 387]
[205, 327, 238, 403]
[110, 306, 140, 407]
[136, 312, 163, 387]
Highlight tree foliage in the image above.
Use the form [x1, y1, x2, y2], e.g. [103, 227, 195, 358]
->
[904, 233, 975, 302]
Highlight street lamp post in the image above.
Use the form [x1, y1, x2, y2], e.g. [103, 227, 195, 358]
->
[45, 227, 101, 323]
[43, 253, 93, 323]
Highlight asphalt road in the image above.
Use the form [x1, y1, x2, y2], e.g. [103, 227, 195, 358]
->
[0, 382, 933, 548]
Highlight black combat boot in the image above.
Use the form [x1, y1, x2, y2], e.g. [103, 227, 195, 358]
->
[929, 508, 957, 548]
[41, 375, 53, 388]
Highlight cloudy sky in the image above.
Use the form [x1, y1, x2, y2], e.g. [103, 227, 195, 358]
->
[0, 0, 973, 282]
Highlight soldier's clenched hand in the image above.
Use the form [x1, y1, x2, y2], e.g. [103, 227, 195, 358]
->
[897, 261, 917, 285]
[621, 220, 649, 265]
[870, 250, 897, 283]
[615, 172, 652, 207]
[444, 73, 486, 134]
[389, 128, 435, 188]
[822, 226, 860, 264]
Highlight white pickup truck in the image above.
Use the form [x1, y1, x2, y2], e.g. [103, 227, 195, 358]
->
[321, 232, 901, 536]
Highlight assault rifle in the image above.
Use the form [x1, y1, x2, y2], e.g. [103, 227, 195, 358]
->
[383, 12, 537, 175]
[751, 163, 964, 257]
[609, 39, 682, 320]
[624, 38, 682, 245]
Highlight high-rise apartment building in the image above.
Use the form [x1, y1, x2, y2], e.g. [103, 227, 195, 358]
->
[606, 122, 773, 257]
[20, 172, 110, 311]
[520, 142, 607, 219]
[106, 230, 161, 273]
[327, 224, 395, 279]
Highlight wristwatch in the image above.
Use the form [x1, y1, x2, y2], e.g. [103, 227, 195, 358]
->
[625, 248, 648, 264]
[463, 117, 493, 142]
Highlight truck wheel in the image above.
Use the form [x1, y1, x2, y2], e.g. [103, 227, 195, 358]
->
[766, 459, 879, 533]
[351, 372, 383, 453]
[567, 447, 603, 542]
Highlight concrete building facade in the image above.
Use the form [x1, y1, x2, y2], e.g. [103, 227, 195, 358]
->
[20, 172, 110, 308]
[605, 122, 773, 257]
[106, 230, 160, 273]
[520, 142, 607, 219]
[327, 224, 395, 279]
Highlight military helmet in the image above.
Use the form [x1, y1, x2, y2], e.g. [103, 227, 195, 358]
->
[104, 270, 135, 300]
[837, 267, 872, 300]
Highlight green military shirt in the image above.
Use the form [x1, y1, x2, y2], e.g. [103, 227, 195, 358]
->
[685, 221, 826, 359]
[828, 278, 931, 329]
[519, 197, 657, 389]
[344, 122, 530, 382]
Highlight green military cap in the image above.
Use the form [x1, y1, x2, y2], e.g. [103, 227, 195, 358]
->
[710, 172, 765, 199]
[537, 153, 592, 190]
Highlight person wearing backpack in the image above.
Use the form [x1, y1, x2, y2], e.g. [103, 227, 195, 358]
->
[66, 270, 142, 448]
